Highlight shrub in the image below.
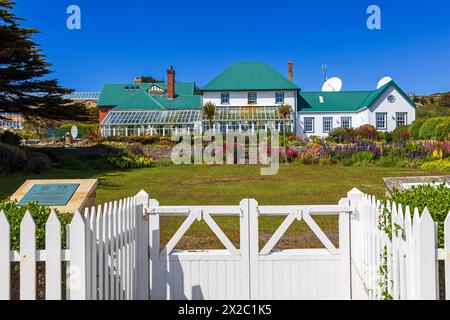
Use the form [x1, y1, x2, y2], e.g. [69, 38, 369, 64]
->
[408, 118, 427, 139]
[24, 153, 50, 174]
[0, 199, 72, 250]
[378, 131, 393, 143]
[421, 159, 450, 172]
[350, 151, 375, 164]
[0, 130, 22, 146]
[433, 118, 450, 141]
[104, 151, 154, 169]
[318, 157, 336, 165]
[356, 125, 378, 140]
[126, 143, 145, 156]
[0, 143, 27, 174]
[299, 145, 322, 164]
[327, 127, 348, 143]
[392, 125, 410, 142]
[419, 117, 445, 139]
[377, 156, 400, 167]
[389, 183, 450, 247]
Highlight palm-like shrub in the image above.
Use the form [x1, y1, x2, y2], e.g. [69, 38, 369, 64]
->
[278, 104, 292, 162]
[202, 102, 216, 130]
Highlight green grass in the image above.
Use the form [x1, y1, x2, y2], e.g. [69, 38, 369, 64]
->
[0, 164, 443, 250]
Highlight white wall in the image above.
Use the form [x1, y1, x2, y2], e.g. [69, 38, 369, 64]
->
[203, 90, 297, 109]
[296, 112, 362, 138]
[367, 86, 416, 132]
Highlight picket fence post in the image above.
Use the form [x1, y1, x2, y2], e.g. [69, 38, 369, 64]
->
[414, 208, 438, 300]
[444, 211, 450, 300]
[247, 199, 258, 300]
[45, 210, 62, 300]
[347, 188, 364, 299]
[135, 190, 149, 300]
[20, 211, 36, 300]
[149, 198, 162, 300]
[238, 199, 252, 300]
[0, 211, 10, 300]
[68, 211, 87, 300]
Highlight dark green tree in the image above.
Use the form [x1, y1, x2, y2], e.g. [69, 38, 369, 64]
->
[140, 76, 164, 83]
[0, 0, 74, 118]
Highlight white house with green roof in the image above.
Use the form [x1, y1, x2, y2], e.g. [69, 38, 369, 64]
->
[98, 61, 415, 138]
[99, 66, 203, 136]
[201, 61, 298, 133]
[297, 81, 416, 137]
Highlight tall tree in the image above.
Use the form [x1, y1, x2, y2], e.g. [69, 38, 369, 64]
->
[0, 0, 73, 118]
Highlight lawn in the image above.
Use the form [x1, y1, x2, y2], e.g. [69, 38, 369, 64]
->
[0, 164, 443, 250]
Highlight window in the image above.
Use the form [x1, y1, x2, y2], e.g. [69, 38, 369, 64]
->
[396, 112, 407, 127]
[341, 117, 352, 129]
[221, 92, 230, 105]
[376, 113, 387, 130]
[304, 117, 315, 133]
[248, 92, 257, 104]
[275, 92, 284, 104]
[323, 117, 333, 133]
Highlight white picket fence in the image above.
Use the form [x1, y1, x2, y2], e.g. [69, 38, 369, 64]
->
[0, 193, 145, 300]
[348, 188, 450, 300]
[0, 188, 449, 300]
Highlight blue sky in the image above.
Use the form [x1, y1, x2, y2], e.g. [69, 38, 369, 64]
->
[14, 0, 450, 94]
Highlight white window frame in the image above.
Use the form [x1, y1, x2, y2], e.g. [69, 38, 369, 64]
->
[323, 117, 333, 133]
[221, 92, 230, 105]
[275, 92, 285, 104]
[376, 112, 387, 130]
[304, 117, 315, 133]
[396, 112, 407, 127]
[248, 92, 257, 104]
[341, 116, 352, 129]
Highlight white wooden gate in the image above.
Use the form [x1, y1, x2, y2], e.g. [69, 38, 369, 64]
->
[144, 197, 352, 300]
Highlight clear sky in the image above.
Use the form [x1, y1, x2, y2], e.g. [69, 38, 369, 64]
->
[14, 0, 450, 94]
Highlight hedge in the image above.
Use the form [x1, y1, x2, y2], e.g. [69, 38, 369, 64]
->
[408, 118, 427, 139]
[433, 118, 450, 141]
[418, 117, 446, 139]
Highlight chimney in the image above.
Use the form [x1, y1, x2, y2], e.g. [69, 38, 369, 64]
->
[167, 65, 175, 99]
[288, 61, 293, 81]
[134, 77, 142, 84]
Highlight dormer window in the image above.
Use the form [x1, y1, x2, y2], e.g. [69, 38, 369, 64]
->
[149, 85, 166, 94]
[248, 92, 257, 104]
[221, 92, 230, 105]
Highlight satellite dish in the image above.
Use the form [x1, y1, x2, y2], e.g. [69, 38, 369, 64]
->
[322, 77, 343, 92]
[377, 76, 393, 89]
[70, 125, 78, 139]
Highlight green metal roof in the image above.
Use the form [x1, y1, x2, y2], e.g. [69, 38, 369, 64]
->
[201, 62, 299, 91]
[298, 81, 416, 113]
[97, 82, 201, 111]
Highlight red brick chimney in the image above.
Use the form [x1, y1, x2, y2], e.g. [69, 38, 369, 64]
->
[167, 65, 175, 99]
[288, 61, 293, 81]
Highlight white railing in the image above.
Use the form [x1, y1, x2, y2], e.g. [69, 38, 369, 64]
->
[349, 188, 450, 300]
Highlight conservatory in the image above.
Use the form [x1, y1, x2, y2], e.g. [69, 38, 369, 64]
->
[101, 106, 294, 137]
